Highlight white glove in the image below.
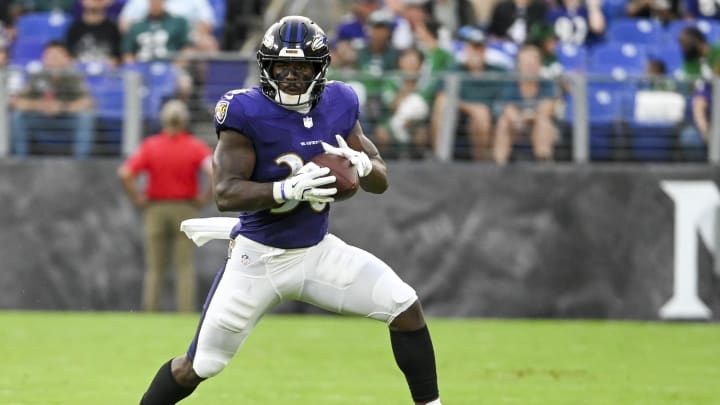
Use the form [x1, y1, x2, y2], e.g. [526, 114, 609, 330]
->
[273, 162, 337, 204]
[321, 134, 373, 178]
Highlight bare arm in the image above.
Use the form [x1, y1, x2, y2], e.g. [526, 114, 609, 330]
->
[346, 121, 389, 194]
[194, 156, 215, 207]
[586, 0, 606, 34]
[117, 166, 148, 208]
[692, 95, 710, 142]
[213, 129, 279, 212]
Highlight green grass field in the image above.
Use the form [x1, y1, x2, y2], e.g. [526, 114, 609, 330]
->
[1, 311, 719, 405]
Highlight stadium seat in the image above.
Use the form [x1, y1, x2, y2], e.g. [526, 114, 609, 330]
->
[122, 62, 178, 121]
[666, 19, 720, 44]
[15, 11, 72, 41]
[556, 42, 588, 72]
[9, 37, 46, 67]
[87, 73, 125, 153]
[603, 0, 628, 21]
[626, 90, 684, 161]
[203, 59, 249, 106]
[607, 19, 663, 44]
[645, 44, 684, 78]
[564, 87, 627, 160]
[590, 42, 648, 85]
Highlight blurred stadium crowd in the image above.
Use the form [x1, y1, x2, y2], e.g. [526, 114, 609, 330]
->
[0, 0, 718, 162]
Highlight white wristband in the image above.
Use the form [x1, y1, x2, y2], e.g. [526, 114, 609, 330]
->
[272, 181, 286, 204]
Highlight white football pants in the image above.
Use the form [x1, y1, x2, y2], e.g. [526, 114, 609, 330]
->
[190, 233, 418, 378]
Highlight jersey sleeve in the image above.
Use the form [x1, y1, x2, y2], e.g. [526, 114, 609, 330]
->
[333, 81, 360, 128]
[122, 140, 150, 174]
[214, 92, 248, 137]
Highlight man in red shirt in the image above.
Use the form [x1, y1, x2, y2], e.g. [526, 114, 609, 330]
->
[118, 99, 213, 312]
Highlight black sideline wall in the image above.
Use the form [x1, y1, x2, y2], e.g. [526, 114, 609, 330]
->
[1, 160, 718, 320]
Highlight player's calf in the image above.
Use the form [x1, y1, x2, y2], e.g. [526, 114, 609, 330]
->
[389, 301, 441, 404]
[139, 356, 202, 405]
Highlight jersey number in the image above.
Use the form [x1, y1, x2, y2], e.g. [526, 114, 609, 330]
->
[270, 153, 327, 214]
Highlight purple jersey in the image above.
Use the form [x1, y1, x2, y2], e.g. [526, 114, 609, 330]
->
[214, 81, 360, 249]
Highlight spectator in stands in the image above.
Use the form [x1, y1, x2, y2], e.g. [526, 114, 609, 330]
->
[221, 0, 266, 51]
[493, 44, 559, 164]
[546, 0, 606, 47]
[71, 0, 126, 21]
[683, 0, 720, 19]
[527, 23, 563, 78]
[679, 78, 711, 160]
[431, 0, 479, 36]
[431, 26, 506, 160]
[9, 40, 94, 158]
[335, 0, 382, 50]
[65, 0, 122, 67]
[0, 1, 18, 40]
[118, 99, 213, 312]
[121, 0, 193, 63]
[375, 47, 430, 157]
[392, 0, 433, 51]
[355, 9, 401, 138]
[487, 0, 549, 45]
[119, 0, 218, 52]
[644, 58, 677, 91]
[678, 25, 720, 81]
[626, 0, 681, 22]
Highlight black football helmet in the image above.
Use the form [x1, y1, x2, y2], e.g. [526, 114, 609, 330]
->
[256, 16, 331, 108]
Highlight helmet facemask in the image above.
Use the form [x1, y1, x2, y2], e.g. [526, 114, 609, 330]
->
[256, 16, 331, 111]
[260, 59, 327, 110]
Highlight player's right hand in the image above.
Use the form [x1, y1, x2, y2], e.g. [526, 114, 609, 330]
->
[273, 162, 337, 204]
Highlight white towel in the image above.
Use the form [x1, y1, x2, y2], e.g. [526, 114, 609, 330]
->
[180, 217, 238, 246]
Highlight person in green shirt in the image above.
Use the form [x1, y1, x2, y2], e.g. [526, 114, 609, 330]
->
[353, 9, 400, 137]
[493, 44, 559, 164]
[121, 0, 192, 63]
[431, 26, 506, 160]
[9, 40, 95, 158]
[679, 25, 720, 81]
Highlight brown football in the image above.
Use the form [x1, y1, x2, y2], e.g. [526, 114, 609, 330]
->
[311, 153, 360, 201]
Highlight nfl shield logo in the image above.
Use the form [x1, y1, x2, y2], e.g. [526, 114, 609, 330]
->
[303, 116, 313, 128]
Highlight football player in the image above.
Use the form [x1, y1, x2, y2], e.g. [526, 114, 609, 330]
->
[138, 16, 442, 405]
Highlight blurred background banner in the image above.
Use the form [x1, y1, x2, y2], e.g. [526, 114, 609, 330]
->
[1, 159, 718, 320]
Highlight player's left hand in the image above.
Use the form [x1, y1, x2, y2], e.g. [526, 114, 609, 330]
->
[322, 134, 373, 178]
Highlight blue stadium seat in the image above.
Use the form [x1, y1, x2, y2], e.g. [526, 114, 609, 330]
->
[666, 19, 720, 44]
[607, 19, 663, 44]
[564, 87, 627, 160]
[645, 44, 684, 78]
[556, 42, 588, 72]
[210, 0, 226, 39]
[15, 11, 72, 41]
[603, 0, 628, 21]
[626, 90, 684, 161]
[590, 42, 647, 79]
[203, 60, 249, 106]
[9, 37, 46, 66]
[122, 62, 178, 121]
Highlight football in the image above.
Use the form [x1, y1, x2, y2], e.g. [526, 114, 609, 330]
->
[311, 153, 359, 201]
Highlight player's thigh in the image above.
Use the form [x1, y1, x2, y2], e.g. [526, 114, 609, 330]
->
[190, 239, 283, 377]
[301, 234, 417, 323]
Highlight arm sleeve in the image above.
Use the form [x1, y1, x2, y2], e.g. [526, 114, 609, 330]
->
[122, 142, 149, 174]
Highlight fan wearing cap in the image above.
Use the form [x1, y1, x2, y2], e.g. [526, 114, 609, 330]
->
[354, 9, 401, 137]
[431, 26, 507, 160]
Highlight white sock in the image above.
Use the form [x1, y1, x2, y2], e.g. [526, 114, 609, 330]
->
[426, 400, 442, 405]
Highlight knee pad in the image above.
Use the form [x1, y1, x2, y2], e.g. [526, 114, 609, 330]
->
[192, 355, 228, 379]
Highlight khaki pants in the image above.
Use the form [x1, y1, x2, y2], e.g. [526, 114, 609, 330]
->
[142, 201, 199, 312]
